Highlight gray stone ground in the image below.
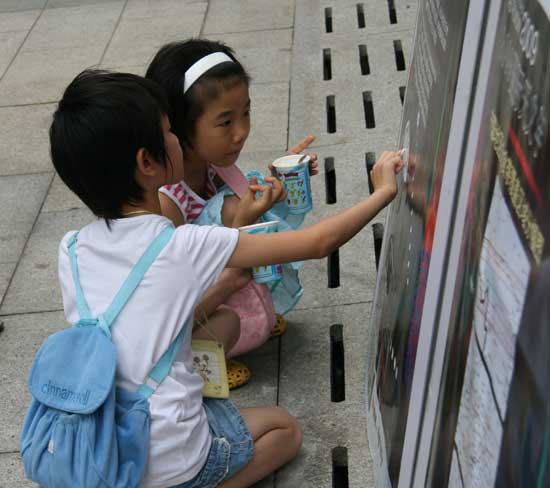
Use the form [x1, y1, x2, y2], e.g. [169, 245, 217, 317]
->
[0, 0, 417, 486]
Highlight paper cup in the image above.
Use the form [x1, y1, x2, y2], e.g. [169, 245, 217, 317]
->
[239, 221, 283, 284]
[272, 154, 313, 215]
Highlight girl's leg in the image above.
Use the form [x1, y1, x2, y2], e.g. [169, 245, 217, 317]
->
[219, 406, 303, 488]
[193, 304, 240, 352]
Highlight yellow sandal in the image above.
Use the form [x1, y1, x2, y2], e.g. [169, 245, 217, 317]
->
[270, 314, 287, 338]
[226, 359, 251, 390]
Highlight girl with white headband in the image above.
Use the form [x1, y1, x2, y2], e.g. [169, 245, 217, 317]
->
[146, 39, 319, 390]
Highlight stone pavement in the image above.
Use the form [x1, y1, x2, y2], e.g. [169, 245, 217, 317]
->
[0, 0, 417, 486]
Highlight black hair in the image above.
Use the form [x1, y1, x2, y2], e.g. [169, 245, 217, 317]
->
[145, 38, 251, 153]
[50, 69, 170, 221]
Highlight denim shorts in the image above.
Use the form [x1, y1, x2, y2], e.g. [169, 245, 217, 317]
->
[173, 398, 254, 488]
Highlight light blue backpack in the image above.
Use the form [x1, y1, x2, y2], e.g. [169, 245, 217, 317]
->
[20, 226, 189, 488]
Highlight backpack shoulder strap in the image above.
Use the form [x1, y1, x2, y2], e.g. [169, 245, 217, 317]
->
[68, 232, 92, 321]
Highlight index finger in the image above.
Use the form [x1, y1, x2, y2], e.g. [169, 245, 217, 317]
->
[288, 135, 316, 155]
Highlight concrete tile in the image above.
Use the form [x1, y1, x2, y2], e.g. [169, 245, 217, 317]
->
[0, 311, 66, 453]
[47, 0, 122, 8]
[203, 0, 294, 34]
[245, 82, 289, 153]
[0, 9, 39, 33]
[0, 45, 104, 105]
[0, 173, 52, 264]
[0, 0, 45, 14]
[123, 0, 207, 19]
[276, 303, 375, 487]
[230, 338, 278, 408]
[0, 262, 16, 305]
[0, 452, 36, 487]
[0, 104, 56, 175]
[0, 208, 94, 315]
[208, 30, 292, 85]
[22, 3, 123, 52]
[97, 63, 146, 75]
[42, 174, 86, 213]
[102, 2, 206, 67]
[0, 31, 26, 77]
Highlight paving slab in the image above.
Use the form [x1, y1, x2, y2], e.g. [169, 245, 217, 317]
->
[0, 173, 52, 265]
[276, 303, 375, 488]
[42, 173, 86, 213]
[0, 261, 16, 305]
[0, 104, 56, 176]
[0, 44, 104, 106]
[0, 207, 94, 316]
[208, 29, 292, 85]
[0, 31, 26, 77]
[203, 0, 294, 35]
[0, 311, 66, 453]
[101, 1, 206, 68]
[123, 0, 207, 19]
[21, 2, 123, 52]
[0, 1, 46, 14]
[47, 0, 122, 8]
[244, 82, 289, 153]
[0, 452, 36, 488]
[0, 10, 40, 33]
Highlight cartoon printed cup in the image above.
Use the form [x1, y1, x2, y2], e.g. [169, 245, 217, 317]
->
[239, 221, 283, 284]
[271, 154, 313, 215]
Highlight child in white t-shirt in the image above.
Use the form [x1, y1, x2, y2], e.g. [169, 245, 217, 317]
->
[50, 69, 402, 488]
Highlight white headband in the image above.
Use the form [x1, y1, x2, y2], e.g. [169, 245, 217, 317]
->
[183, 52, 234, 94]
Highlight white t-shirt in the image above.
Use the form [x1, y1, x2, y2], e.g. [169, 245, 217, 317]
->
[57, 214, 239, 488]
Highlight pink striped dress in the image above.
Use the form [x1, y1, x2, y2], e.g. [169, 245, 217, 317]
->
[159, 164, 218, 222]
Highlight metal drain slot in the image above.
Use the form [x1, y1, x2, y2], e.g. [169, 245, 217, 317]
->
[362, 91, 376, 129]
[326, 95, 337, 133]
[356, 3, 365, 28]
[323, 48, 332, 80]
[365, 152, 376, 194]
[394, 40, 406, 71]
[387, 0, 398, 24]
[330, 324, 345, 401]
[399, 86, 406, 104]
[325, 7, 333, 33]
[328, 249, 340, 288]
[373, 223, 384, 270]
[358, 44, 370, 75]
[325, 157, 337, 204]
[332, 446, 349, 488]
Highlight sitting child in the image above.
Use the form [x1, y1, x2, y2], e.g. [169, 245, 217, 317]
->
[146, 39, 319, 388]
[49, 69, 402, 487]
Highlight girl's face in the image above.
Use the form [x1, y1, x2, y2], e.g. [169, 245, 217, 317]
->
[190, 81, 251, 167]
[162, 115, 184, 184]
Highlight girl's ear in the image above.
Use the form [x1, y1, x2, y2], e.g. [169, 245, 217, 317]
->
[136, 148, 158, 177]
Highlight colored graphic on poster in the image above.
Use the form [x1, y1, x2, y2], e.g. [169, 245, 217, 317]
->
[425, 1, 550, 486]
[367, 0, 470, 484]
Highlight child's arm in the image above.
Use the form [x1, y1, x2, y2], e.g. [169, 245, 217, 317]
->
[228, 151, 402, 268]
[159, 192, 185, 227]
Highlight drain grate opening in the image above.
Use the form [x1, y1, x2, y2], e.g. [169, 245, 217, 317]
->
[387, 0, 398, 24]
[399, 86, 406, 104]
[394, 40, 406, 71]
[326, 95, 337, 133]
[365, 152, 376, 194]
[373, 223, 384, 270]
[325, 7, 333, 33]
[323, 48, 332, 80]
[332, 446, 349, 488]
[325, 157, 337, 204]
[328, 249, 340, 288]
[330, 324, 345, 401]
[362, 91, 376, 129]
[358, 44, 371, 75]
[356, 3, 365, 28]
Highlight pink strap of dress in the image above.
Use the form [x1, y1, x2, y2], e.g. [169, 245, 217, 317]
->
[213, 165, 248, 198]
